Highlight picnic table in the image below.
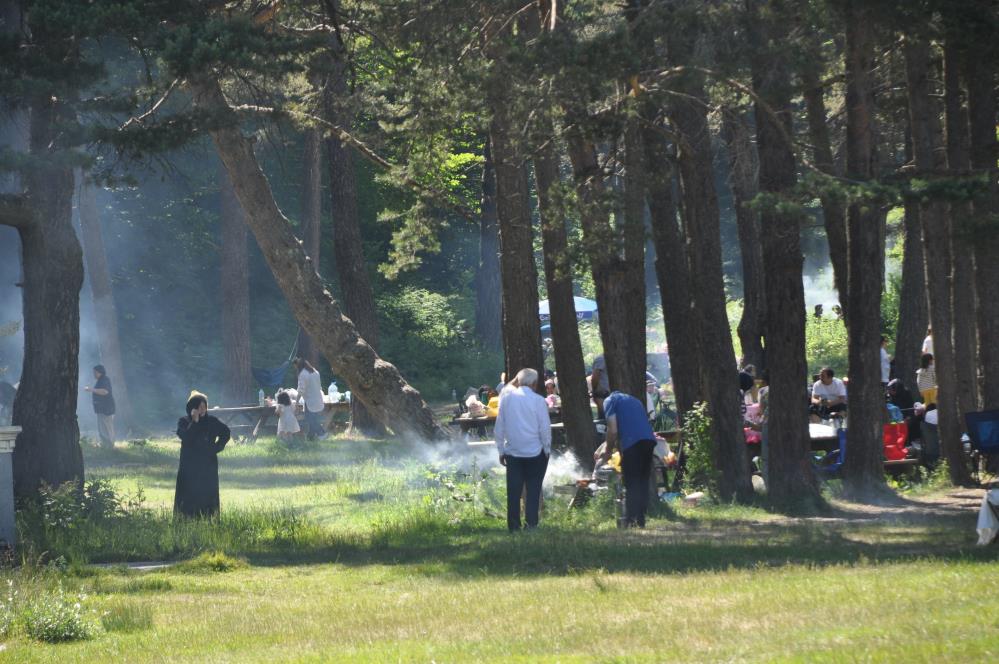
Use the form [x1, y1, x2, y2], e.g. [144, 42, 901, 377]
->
[209, 401, 351, 441]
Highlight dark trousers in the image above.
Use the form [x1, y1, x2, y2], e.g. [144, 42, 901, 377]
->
[622, 439, 656, 528]
[505, 452, 549, 531]
[303, 410, 325, 439]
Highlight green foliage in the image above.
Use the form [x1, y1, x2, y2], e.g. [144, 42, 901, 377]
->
[805, 315, 849, 377]
[174, 551, 248, 574]
[15, 586, 97, 643]
[681, 402, 718, 496]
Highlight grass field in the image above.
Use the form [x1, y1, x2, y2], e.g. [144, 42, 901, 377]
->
[2, 435, 997, 662]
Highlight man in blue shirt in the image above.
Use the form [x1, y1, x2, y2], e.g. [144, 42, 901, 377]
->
[602, 391, 657, 528]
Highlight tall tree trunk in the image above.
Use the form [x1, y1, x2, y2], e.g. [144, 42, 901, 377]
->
[564, 132, 645, 400]
[721, 108, 765, 371]
[12, 96, 85, 495]
[474, 141, 503, 351]
[191, 76, 447, 441]
[642, 127, 703, 416]
[668, 63, 753, 503]
[966, 33, 999, 409]
[943, 42, 979, 418]
[842, 8, 888, 498]
[801, 66, 850, 320]
[895, 194, 927, 398]
[297, 127, 323, 369]
[77, 175, 137, 434]
[904, 40, 974, 486]
[533, 119, 598, 466]
[621, 119, 648, 399]
[218, 164, 255, 406]
[749, 0, 821, 509]
[488, 82, 544, 385]
[326, 56, 385, 437]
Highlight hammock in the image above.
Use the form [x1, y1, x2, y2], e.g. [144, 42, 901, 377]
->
[251, 339, 298, 391]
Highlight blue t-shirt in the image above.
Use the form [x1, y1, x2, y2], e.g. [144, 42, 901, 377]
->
[603, 391, 655, 450]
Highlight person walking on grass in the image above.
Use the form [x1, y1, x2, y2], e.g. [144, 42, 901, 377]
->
[84, 364, 115, 448]
[600, 391, 657, 528]
[174, 392, 230, 518]
[295, 357, 326, 440]
[494, 368, 551, 532]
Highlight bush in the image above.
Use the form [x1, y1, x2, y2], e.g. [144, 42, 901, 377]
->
[175, 551, 248, 573]
[805, 316, 849, 377]
[681, 402, 719, 496]
[19, 587, 97, 643]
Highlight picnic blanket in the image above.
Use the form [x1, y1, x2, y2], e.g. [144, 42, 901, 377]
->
[976, 489, 999, 546]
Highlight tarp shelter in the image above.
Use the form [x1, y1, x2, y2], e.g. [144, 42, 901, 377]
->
[538, 297, 597, 322]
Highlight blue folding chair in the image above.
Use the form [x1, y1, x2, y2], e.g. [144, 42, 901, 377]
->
[814, 429, 847, 478]
[965, 410, 999, 483]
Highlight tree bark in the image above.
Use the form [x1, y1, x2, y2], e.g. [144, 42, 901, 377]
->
[966, 35, 999, 409]
[474, 141, 503, 352]
[720, 108, 766, 371]
[642, 127, 703, 416]
[488, 75, 544, 385]
[12, 96, 85, 495]
[191, 76, 447, 441]
[297, 127, 323, 369]
[748, 0, 821, 508]
[532, 118, 598, 466]
[895, 194, 927, 398]
[218, 163, 255, 406]
[842, 8, 889, 498]
[77, 175, 137, 433]
[668, 62, 753, 503]
[621, 118, 648, 399]
[801, 65, 850, 320]
[904, 39, 974, 486]
[325, 56, 385, 436]
[943, 41, 979, 419]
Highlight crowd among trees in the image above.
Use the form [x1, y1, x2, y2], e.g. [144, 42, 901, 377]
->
[0, 0, 996, 508]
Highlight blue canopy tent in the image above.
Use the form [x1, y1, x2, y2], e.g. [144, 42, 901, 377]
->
[538, 296, 597, 322]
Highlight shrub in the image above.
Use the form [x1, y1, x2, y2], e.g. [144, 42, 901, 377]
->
[681, 402, 719, 497]
[174, 551, 248, 573]
[19, 587, 97, 643]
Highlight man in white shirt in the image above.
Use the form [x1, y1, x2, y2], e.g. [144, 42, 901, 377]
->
[295, 357, 327, 439]
[494, 367, 551, 531]
[922, 326, 933, 356]
[809, 367, 848, 423]
[880, 336, 892, 386]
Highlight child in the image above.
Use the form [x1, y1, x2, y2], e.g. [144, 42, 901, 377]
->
[275, 391, 302, 441]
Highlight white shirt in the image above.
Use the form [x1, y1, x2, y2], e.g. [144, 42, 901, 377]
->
[297, 369, 325, 413]
[922, 335, 934, 356]
[493, 386, 552, 458]
[880, 347, 891, 383]
[812, 378, 847, 402]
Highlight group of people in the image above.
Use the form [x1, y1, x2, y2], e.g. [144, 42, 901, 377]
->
[492, 367, 659, 531]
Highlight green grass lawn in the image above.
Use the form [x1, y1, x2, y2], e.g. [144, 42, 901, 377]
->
[2, 436, 997, 662]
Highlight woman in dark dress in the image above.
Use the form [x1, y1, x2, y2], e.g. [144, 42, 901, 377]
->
[174, 393, 231, 518]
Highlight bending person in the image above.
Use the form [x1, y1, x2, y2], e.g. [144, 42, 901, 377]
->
[494, 368, 551, 532]
[174, 392, 231, 518]
[602, 391, 657, 528]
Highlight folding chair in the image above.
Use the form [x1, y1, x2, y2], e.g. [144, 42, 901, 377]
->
[814, 429, 847, 478]
[965, 410, 999, 484]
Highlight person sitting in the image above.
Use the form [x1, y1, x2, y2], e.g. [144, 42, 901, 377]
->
[544, 379, 560, 410]
[809, 367, 848, 424]
[887, 379, 919, 444]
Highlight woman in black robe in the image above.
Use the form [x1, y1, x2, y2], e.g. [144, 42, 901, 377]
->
[174, 393, 231, 518]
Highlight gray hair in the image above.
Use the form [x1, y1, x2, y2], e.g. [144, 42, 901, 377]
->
[514, 368, 539, 388]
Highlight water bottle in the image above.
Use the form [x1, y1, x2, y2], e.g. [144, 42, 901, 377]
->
[258, 389, 265, 406]
[329, 382, 340, 402]
[344, 390, 351, 403]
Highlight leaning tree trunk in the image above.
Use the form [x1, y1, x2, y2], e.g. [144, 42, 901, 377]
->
[12, 97, 85, 496]
[326, 57, 385, 436]
[905, 39, 974, 486]
[749, 0, 822, 509]
[842, 8, 889, 498]
[944, 41, 979, 419]
[802, 65, 850, 321]
[721, 108, 766, 371]
[474, 141, 503, 352]
[669, 64, 753, 503]
[219, 164, 255, 406]
[296, 127, 323, 369]
[966, 35, 999, 409]
[191, 76, 447, 441]
[642, 124, 703, 416]
[488, 84, 544, 384]
[533, 116, 598, 466]
[895, 193, 928, 398]
[77, 175, 137, 435]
